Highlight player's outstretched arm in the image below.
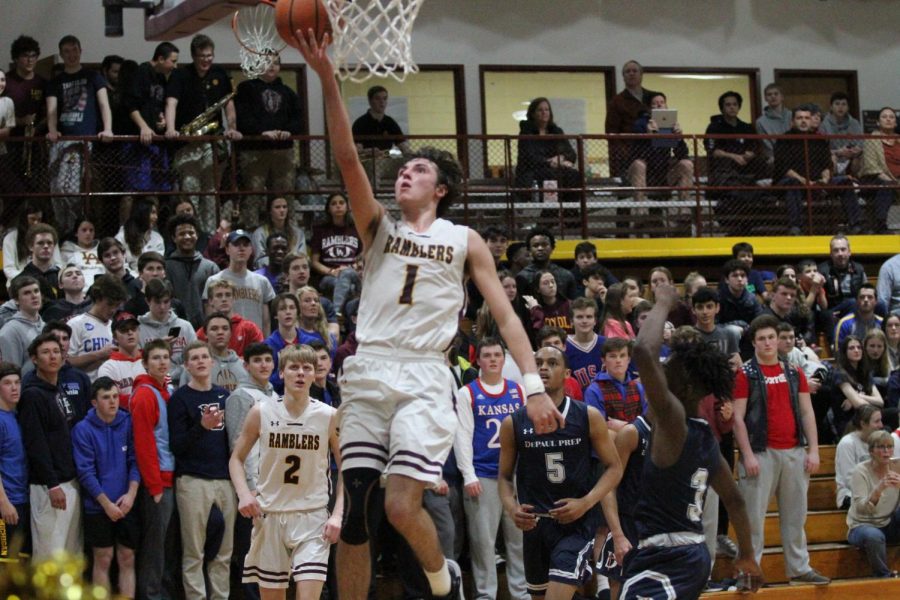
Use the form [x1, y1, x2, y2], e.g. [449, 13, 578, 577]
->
[550, 407, 622, 524]
[294, 30, 383, 250]
[229, 404, 262, 519]
[467, 230, 563, 433]
[633, 283, 686, 468]
[497, 415, 537, 532]
[709, 454, 763, 593]
[325, 412, 343, 543]
[599, 425, 637, 563]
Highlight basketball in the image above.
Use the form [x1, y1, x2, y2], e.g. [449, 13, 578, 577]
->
[276, 0, 333, 48]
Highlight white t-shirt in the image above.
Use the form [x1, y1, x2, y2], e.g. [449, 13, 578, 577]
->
[115, 227, 165, 272]
[0, 97, 14, 155]
[68, 312, 113, 380]
[202, 269, 275, 327]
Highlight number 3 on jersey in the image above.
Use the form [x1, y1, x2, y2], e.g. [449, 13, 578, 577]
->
[687, 468, 708, 523]
[399, 265, 419, 304]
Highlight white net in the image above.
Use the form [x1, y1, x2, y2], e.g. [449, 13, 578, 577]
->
[233, 3, 286, 78]
[324, 0, 424, 83]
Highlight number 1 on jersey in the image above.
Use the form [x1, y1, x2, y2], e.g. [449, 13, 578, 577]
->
[399, 264, 419, 304]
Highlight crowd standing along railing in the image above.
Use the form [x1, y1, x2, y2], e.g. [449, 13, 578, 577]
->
[1, 133, 897, 240]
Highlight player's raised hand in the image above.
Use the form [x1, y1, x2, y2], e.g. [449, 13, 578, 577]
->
[526, 393, 565, 434]
[549, 497, 588, 524]
[238, 493, 262, 519]
[653, 283, 679, 308]
[293, 29, 333, 79]
[323, 513, 342, 543]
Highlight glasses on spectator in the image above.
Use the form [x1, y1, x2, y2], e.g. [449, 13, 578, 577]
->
[874, 445, 895, 451]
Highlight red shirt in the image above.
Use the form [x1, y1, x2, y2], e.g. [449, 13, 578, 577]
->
[883, 140, 900, 178]
[734, 362, 808, 449]
[565, 377, 583, 401]
[197, 313, 263, 357]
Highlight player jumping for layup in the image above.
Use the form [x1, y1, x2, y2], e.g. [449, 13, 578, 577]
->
[621, 285, 762, 599]
[297, 31, 563, 600]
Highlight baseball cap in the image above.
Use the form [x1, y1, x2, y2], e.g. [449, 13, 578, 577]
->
[227, 229, 252, 245]
[112, 311, 140, 332]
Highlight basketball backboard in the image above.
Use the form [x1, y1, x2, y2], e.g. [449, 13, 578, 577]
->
[103, 0, 260, 40]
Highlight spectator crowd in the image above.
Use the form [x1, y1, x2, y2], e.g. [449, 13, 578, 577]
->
[2, 31, 900, 600]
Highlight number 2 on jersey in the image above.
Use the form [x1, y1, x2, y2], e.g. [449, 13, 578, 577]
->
[398, 265, 419, 304]
[284, 455, 302, 484]
[485, 418, 502, 449]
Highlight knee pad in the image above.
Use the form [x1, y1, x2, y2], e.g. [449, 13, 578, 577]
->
[340, 468, 383, 545]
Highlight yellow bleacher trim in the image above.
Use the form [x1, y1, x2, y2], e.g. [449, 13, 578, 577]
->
[547, 235, 900, 261]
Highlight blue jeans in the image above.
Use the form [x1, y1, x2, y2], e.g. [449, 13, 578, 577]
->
[848, 507, 900, 576]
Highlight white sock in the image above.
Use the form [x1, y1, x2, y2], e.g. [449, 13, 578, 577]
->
[424, 559, 451, 596]
[596, 574, 610, 591]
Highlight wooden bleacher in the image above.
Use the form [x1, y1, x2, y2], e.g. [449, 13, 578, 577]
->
[377, 444, 899, 597]
[712, 443, 896, 592]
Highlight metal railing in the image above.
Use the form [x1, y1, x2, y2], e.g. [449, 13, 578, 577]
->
[1, 132, 897, 240]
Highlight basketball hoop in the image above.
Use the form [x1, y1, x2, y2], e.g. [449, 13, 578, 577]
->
[323, 0, 424, 83]
[233, 1, 288, 78]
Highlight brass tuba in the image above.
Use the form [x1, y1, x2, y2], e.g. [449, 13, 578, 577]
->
[179, 91, 236, 136]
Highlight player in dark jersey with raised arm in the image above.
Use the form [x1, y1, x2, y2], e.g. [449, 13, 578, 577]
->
[499, 346, 622, 600]
[621, 285, 762, 599]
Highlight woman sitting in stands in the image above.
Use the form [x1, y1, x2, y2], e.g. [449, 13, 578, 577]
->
[884, 314, 900, 371]
[599, 282, 636, 340]
[477, 270, 532, 348]
[2, 199, 62, 283]
[835, 335, 884, 435]
[865, 329, 892, 399]
[836, 406, 885, 510]
[251, 196, 307, 267]
[648, 266, 693, 327]
[847, 429, 900, 577]
[858, 107, 900, 234]
[514, 97, 581, 203]
[61, 216, 104, 291]
[523, 270, 572, 336]
[116, 196, 164, 272]
[310, 192, 361, 313]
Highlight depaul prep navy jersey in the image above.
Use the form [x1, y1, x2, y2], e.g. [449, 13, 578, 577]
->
[635, 418, 720, 539]
[512, 396, 594, 515]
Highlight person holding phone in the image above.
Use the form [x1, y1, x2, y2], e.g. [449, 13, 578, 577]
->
[138, 278, 197, 384]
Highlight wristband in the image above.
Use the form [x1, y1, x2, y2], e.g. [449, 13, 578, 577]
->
[523, 373, 545, 397]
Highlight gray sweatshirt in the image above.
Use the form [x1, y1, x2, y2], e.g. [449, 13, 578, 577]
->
[0, 299, 19, 329]
[225, 380, 277, 490]
[820, 113, 863, 151]
[179, 349, 249, 393]
[0, 311, 45, 373]
[138, 310, 197, 382]
[755, 106, 793, 158]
